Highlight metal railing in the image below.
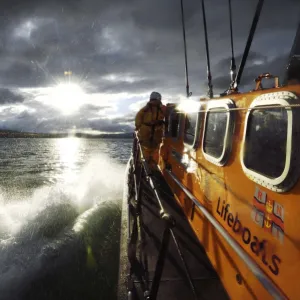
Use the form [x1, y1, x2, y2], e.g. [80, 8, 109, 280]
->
[127, 133, 199, 300]
[165, 170, 286, 300]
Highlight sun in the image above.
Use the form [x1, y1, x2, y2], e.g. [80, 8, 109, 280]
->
[50, 83, 85, 115]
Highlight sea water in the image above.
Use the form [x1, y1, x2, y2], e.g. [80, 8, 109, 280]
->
[0, 137, 132, 300]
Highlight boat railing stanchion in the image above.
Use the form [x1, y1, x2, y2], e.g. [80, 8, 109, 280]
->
[127, 133, 141, 298]
[133, 134, 141, 209]
[132, 132, 139, 174]
[136, 165, 144, 215]
[135, 133, 144, 214]
[128, 134, 150, 298]
[129, 135, 198, 300]
[148, 212, 176, 300]
[170, 229, 198, 299]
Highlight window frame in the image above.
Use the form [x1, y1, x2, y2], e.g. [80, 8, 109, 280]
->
[166, 107, 182, 140]
[183, 107, 202, 149]
[202, 99, 235, 166]
[241, 91, 299, 192]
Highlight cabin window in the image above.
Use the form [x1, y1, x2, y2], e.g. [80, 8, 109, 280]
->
[203, 109, 227, 157]
[168, 109, 181, 138]
[241, 91, 300, 192]
[244, 108, 287, 178]
[202, 99, 235, 166]
[184, 112, 199, 147]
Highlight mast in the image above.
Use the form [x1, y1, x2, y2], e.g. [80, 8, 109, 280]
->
[228, 0, 236, 89]
[232, 0, 265, 91]
[200, 0, 213, 98]
[180, 0, 192, 98]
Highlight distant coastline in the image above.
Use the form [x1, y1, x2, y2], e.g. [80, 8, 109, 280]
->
[0, 130, 133, 139]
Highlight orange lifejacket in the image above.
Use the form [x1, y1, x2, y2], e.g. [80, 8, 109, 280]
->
[135, 102, 166, 148]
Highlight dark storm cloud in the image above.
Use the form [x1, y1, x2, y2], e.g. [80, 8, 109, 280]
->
[0, 61, 47, 87]
[212, 53, 289, 91]
[0, 0, 298, 132]
[87, 117, 133, 133]
[0, 88, 25, 104]
[80, 104, 111, 113]
[215, 52, 268, 75]
[112, 114, 135, 124]
[98, 78, 163, 94]
[1, 0, 298, 90]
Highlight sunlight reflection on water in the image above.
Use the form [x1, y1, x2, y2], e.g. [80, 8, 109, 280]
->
[0, 138, 132, 193]
[55, 138, 81, 183]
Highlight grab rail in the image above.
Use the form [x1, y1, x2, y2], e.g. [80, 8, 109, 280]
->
[127, 133, 199, 300]
[165, 169, 286, 300]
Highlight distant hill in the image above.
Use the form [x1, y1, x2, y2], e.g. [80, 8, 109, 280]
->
[0, 130, 134, 139]
[74, 132, 133, 139]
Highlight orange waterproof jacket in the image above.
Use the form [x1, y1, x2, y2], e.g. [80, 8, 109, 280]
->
[135, 102, 166, 148]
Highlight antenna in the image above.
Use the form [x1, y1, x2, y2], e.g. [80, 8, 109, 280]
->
[228, 0, 236, 88]
[180, 0, 192, 98]
[200, 0, 213, 98]
[232, 0, 265, 91]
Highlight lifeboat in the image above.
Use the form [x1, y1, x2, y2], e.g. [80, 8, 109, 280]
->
[118, 0, 300, 299]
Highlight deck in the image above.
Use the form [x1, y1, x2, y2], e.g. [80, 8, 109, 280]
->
[118, 159, 229, 300]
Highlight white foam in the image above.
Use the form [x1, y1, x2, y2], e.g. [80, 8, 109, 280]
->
[0, 153, 125, 240]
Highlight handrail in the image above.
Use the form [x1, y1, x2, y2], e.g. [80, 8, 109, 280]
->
[127, 133, 199, 300]
[165, 169, 286, 300]
[174, 103, 300, 115]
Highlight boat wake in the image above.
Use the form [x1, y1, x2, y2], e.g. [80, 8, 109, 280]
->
[0, 154, 124, 300]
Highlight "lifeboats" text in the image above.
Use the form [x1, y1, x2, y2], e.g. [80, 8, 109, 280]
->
[216, 198, 281, 276]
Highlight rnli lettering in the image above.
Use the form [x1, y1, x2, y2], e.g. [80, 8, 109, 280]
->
[272, 223, 284, 244]
[273, 202, 284, 222]
[216, 198, 281, 276]
[251, 207, 264, 227]
[252, 186, 285, 244]
[254, 186, 266, 204]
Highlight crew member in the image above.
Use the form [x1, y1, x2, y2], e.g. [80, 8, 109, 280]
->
[135, 91, 166, 168]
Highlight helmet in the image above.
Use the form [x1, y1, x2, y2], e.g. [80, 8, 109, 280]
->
[150, 91, 161, 101]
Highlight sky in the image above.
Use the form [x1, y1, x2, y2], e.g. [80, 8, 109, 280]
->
[0, 0, 299, 133]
